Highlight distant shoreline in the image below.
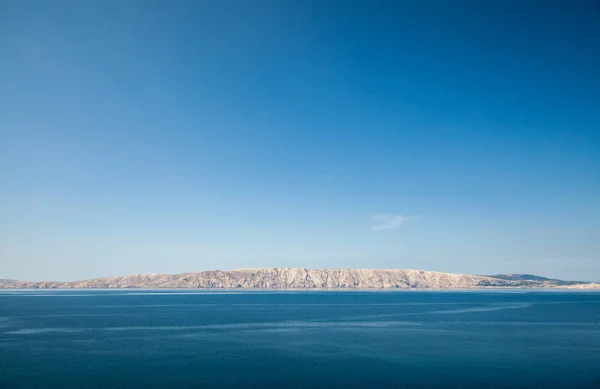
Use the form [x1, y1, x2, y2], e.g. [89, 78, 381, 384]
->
[0, 286, 600, 294]
[3, 268, 600, 290]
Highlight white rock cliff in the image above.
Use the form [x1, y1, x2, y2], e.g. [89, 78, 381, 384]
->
[2, 268, 597, 289]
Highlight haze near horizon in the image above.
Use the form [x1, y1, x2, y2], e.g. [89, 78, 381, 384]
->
[1, 0, 599, 281]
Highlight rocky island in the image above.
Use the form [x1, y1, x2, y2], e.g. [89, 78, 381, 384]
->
[2, 268, 599, 289]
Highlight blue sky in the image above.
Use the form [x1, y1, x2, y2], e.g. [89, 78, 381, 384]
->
[1, 0, 599, 281]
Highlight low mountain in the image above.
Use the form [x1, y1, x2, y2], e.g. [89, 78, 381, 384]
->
[1, 268, 596, 289]
[488, 273, 579, 286]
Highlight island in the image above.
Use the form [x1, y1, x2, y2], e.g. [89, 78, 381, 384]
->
[2, 268, 599, 289]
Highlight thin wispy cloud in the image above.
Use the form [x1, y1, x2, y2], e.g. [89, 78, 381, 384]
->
[371, 214, 411, 232]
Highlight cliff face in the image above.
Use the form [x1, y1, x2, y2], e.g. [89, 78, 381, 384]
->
[1, 268, 597, 289]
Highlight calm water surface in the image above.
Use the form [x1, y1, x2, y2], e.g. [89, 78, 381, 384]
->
[1, 290, 599, 388]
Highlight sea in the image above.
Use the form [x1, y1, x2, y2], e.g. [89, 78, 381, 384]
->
[1, 290, 599, 389]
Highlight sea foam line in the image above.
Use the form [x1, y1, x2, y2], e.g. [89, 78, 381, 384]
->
[4, 320, 422, 335]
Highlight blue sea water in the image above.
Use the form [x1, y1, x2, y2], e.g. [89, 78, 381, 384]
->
[1, 290, 599, 388]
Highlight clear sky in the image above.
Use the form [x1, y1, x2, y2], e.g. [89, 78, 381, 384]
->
[1, 0, 599, 281]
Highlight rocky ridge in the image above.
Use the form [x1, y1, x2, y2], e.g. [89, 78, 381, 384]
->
[1, 268, 599, 289]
